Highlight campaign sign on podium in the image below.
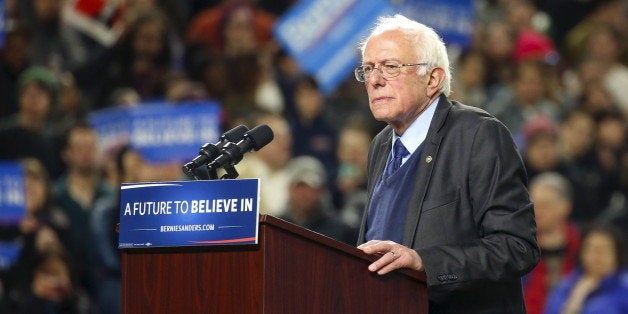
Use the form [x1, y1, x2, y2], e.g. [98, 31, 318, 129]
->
[118, 179, 259, 249]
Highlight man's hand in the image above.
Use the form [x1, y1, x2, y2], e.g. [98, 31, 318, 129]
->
[357, 240, 424, 275]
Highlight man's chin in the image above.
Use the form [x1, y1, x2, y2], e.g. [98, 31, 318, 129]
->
[372, 114, 393, 124]
[370, 110, 389, 121]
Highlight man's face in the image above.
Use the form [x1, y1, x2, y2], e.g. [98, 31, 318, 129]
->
[20, 82, 51, 120]
[363, 30, 429, 132]
[530, 185, 570, 234]
[64, 128, 98, 173]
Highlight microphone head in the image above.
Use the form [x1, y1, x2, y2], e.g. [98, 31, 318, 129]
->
[244, 124, 274, 151]
[221, 124, 249, 143]
[182, 162, 195, 176]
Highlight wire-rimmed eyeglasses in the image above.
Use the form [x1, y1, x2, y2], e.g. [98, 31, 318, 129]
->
[354, 62, 428, 82]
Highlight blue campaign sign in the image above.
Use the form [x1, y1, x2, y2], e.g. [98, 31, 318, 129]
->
[0, 161, 25, 224]
[89, 101, 221, 163]
[0, 241, 21, 270]
[118, 179, 260, 249]
[0, 0, 5, 48]
[274, 0, 394, 94]
[393, 0, 475, 47]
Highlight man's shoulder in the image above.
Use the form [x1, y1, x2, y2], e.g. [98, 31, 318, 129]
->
[447, 100, 494, 122]
[441, 99, 508, 133]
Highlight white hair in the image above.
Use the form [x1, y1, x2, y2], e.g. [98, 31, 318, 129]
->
[359, 14, 451, 96]
[530, 172, 573, 202]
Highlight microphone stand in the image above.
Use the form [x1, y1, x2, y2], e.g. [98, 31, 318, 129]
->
[206, 164, 240, 180]
[221, 165, 239, 179]
[207, 165, 219, 180]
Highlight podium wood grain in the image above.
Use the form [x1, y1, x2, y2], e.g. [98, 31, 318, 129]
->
[122, 215, 428, 313]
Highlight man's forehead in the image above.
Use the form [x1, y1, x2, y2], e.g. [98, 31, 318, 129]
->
[364, 31, 416, 61]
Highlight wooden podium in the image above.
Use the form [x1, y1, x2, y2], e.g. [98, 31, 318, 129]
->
[121, 214, 428, 313]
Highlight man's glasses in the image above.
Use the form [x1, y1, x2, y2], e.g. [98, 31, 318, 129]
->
[354, 62, 428, 82]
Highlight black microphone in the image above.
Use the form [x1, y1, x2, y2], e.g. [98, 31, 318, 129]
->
[207, 124, 274, 170]
[182, 125, 249, 176]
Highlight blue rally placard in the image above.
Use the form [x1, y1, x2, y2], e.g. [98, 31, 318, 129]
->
[394, 0, 475, 47]
[0, 241, 21, 271]
[89, 100, 221, 163]
[0, 0, 5, 48]
[274, 0, 394, 94]
[0, 161, 25, 224]
[118, 179, 259, 249]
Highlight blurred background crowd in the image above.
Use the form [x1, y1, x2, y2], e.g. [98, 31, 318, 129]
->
[0, 0, 626, 313]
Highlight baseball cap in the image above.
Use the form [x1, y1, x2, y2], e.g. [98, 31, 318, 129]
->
[288, 156, 326, 187]
[18, 66, 59, 95]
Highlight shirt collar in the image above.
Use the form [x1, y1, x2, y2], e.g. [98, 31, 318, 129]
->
[392, 97, 439, 156]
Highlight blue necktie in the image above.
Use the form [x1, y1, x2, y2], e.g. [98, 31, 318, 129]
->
[386, 138, 409, 177]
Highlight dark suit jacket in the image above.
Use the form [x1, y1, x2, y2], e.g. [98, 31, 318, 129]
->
[358, 95, 540, 313]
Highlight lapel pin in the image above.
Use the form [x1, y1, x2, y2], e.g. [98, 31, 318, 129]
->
[426, 156, 433, 163]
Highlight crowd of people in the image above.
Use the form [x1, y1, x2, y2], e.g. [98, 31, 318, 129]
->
[0, 0, 626, 313]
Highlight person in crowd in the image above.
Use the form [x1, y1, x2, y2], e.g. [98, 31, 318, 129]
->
[545, 224, 628, 314]
[0, 159, 78, 312]
[595, 127, 628, 237]
[0, 66, 62, 178]
[236, 112, 293, 216]
[20, 158, 72, 251]
[93, 11, 175, 108]
[10, 252, 93, 314]
[581, 25, 628, 115]
[324, 76, 379, 131]
[336, 121, 372, 229]
[481, 21, 516, 92]
[287, 75, 338, 181]
[355, 15, 539, 313]
[49, 73, 89, 139]
[91, 145, 145, 314]
[524, 173, 581, 314]
[558, 110, 596, 165]
[558, 109, 620, 225]
[0, 280, 5, 312]
[593, 109, 626, 177]
[53, 123, 113, 298]
[165, 75, 208, 102]
[450, 49, 487, 109]
[186, 0, 275, 57]
[563, 0, 627, 65]
[220, 53, 273, 121]
[0, 26, 32, 118]
[280, 156, 356, 245]
[505, 0, 558, 65]
[272, 48, 303, 117]
[187, 1, 283, 118]
[485, 60, 560, 147]
[522, 116, 570, 180]
[582, 81, 618, 116]
[21, 0, 95, 74]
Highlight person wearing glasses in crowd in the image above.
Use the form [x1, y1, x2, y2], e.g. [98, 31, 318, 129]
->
[355, 15, 539, 313]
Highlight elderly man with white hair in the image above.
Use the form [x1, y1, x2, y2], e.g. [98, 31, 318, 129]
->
[355, 14, 539, 313]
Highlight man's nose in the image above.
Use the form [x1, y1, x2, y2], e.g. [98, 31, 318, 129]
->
[367, 68, 385, 85]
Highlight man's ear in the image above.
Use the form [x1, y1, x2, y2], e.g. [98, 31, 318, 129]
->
[426, 67, 446, 97]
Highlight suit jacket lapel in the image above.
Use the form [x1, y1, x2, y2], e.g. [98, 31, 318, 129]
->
[370, 130, 392, 195]
[357, 127, 392, 244]
[402, 95, 452, 247]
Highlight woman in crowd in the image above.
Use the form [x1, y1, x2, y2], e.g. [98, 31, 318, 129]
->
[545, 225, 628, 314]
